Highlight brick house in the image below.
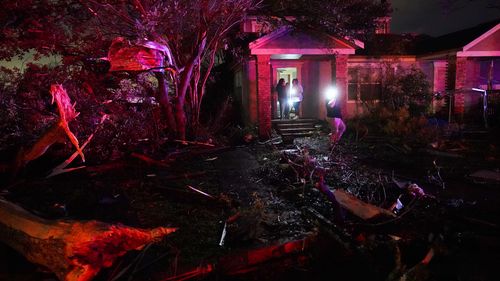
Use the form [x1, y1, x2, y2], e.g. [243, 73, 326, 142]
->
[234, 16, 500, 138]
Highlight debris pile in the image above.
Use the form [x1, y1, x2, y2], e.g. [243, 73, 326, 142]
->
[1, 131, 499, 281]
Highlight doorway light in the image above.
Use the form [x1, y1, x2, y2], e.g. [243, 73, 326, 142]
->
[271, 54, 302, 60]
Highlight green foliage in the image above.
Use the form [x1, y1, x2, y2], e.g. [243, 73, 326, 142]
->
[0, 67, 23, 149]
[347, 65, 437, 145]
[262, 0, 390, 40]
[381, 66, 433, 116]
[0, 63, 165, 163]
[348, 106, 440, 145]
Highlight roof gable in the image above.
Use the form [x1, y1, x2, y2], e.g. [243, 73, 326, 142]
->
[249, 27, 361, 56]
[463, 23, 500, 51]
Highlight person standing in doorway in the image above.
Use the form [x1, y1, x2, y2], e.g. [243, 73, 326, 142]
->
[326, 94, 346, 144]
[275, 78, 288, 119]
[285, 82, 291, 118]
[290, 78, 303, 118]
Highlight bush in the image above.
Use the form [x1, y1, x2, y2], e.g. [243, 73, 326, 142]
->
[348, 107, 440, 146]
[382, 66, 433, 116]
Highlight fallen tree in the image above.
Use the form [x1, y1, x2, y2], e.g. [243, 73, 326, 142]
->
[0, 198, 177, 281]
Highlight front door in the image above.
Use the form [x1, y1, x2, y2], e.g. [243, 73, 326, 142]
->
[276, 67, 297, 118]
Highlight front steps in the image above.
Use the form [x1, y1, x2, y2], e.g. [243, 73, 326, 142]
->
[272, 118, 322, 141]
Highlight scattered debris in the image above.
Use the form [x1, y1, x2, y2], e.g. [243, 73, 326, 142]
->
[162, 171, 207, 181]
[173, 139, 215, 147]
[469, 170, 500, 182]
[407, 183, 426, 198]
[333, 189, 396, 220]
[3, 125, 498, 281]
[47, 114, 109, 178]
[219, 222, 227, 246]
[423, 148, 463, 158]
[131, 152, 169, 167]
[186, 185, 215, 199]
[389, 198, 404, 213]
[217, 235, 314, 275]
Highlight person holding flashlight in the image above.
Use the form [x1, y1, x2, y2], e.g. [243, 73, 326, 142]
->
[325, 86, 345, 144]
[290, 78, 303, 118]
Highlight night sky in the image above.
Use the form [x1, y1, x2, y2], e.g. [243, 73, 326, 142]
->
[391, 0, 500, 36]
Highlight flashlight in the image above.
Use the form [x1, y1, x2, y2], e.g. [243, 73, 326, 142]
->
[325, 86, 338, 100]
[289, 87, 298, 105]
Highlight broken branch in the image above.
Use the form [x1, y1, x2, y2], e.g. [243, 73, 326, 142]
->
[0, 198, 177, 281]
[47, 115, 108, 178]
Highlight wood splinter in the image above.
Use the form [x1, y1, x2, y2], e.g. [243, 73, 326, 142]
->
[0, 198, 177, 281]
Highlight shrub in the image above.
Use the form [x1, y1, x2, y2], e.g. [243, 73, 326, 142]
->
[382, 66, 433, 116]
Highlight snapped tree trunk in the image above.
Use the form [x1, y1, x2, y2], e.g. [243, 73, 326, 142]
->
[155, 72, 177, 136]
[13, 84, 84, 177]
[0, 198, 177, 281]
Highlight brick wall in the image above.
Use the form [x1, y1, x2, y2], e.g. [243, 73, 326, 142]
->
[256, 55, 272, 138]
[247, 60, 258, 124]
[335, 55, 349, 117]
[433, 61, 447, 114]
[454, 57, 467, 114]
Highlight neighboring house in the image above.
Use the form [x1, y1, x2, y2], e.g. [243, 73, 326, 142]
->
[234, 15, 500, 137]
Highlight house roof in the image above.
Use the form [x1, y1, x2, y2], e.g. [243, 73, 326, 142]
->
[355, 18, 500, 58]
[416, 18, 500, 55]
[249, 27, 361, 56]
[356, 33, 430, 56]
[247, 18, 500, 59]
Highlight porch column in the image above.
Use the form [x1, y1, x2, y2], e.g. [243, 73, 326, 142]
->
[247, 59, 258, 124]
[454, 56, 467, 114]
[335, 55, 349, 117]
[256, 55, 272, 138]
[432, 61, 447, 114]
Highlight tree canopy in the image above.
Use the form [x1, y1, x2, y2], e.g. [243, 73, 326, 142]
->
[261, 0, 390, 39]
[1, 0, 390, 143]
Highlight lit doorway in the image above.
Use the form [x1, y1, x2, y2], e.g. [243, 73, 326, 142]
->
[277, 67, 297, 85]
[276, 67, 297, 119]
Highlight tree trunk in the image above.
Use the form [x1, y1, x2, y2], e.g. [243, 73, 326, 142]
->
[155, 72, 177, 136]
[174, 96, 187, 140]
[175, 36, 207, 140]
[0, 198, 177, 281]
[196, 46, 218, 125]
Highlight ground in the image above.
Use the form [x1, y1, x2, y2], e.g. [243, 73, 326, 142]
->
[0, 129, 499, 281]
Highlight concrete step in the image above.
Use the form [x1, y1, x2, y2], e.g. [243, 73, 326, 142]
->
[281, 131, 315, 137]
[272, 118, 321, 142]
[278, 127, 317, 133]
[274, 121, 317, 126]
[272, 118, 317, 124]
[276, 125, 316, 130]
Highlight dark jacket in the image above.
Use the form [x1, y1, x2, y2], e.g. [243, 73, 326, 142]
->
[276, 84, 286, 99]
[326, 101, 342, 118]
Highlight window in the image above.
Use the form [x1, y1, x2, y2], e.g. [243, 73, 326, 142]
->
[479, 59, 500, 89]
[348, 67, 382, 102]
